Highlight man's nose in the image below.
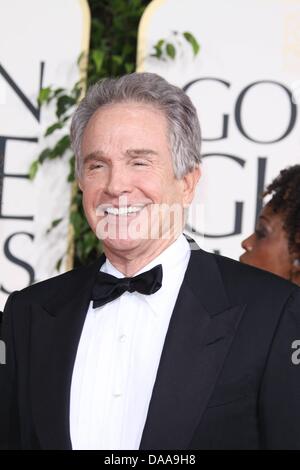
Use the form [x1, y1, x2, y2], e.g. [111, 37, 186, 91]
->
[241, 234, 254, 252]
[104, 167, 132, 196]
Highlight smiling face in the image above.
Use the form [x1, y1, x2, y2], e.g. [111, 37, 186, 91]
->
[78, 102, 200, 266]
[240, 203, 294, 280]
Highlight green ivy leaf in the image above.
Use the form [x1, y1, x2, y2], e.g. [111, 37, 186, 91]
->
[28, 160, 39, 180]
[53, 88, 65, 98]
[38, 87, 52, 105]
[166, 43, 176, 59]
[44, 122, 64, 137]
[83, 231, 98, 257]
[124, 62, 134, 73]
[72, 84, 83, 101]
[56, 95, 77, 119]
[68, 155, 75, 182]
[151, 39, 165, 58]
[70, 211, 84, 238]
[51, 135, 70, 158]
[183, 32, 200, 56]
[46, 218, 63, 234]
[38, 148, 52, 164]
[91, 49, 104, 73]
[77, 51, 86, 66]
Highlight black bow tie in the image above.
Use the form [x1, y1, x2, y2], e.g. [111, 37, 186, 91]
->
[91, 264, 163, 309]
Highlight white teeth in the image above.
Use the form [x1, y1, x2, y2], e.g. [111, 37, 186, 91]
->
[105, 206, 145, 216]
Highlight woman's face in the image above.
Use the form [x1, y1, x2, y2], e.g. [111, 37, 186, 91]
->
[240, 203, 295, 281]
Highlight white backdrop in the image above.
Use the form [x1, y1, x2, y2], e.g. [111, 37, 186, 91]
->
[137, 0, 300, 257]
[0, 0, 90, 310]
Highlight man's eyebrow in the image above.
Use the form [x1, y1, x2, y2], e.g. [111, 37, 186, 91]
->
[125, 148, 158, 157]
[83, 151, 107, 165]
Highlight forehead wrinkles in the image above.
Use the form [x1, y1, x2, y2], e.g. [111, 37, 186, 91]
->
[82, 105, 170, 159]
[87, 102, 168, 134]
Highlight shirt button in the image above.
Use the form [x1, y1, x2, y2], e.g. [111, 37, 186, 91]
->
[119, 334, 127, 343]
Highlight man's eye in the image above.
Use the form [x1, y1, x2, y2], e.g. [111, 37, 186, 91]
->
[133, 161, 147, 166]
[89, 163, 103, 170]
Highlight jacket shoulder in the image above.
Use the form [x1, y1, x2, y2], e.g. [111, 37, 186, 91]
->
[6, 258, 101, 306]
[201, 249, 297, 300]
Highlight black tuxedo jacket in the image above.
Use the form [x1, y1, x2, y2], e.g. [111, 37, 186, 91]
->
[1, 243, 300, 450]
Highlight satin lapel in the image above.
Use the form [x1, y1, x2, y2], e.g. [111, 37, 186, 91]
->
[30, 255, 105, 450]
[140, 249, 246, 450]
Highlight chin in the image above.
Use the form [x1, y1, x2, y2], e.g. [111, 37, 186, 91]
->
[102, 236, 145, 254]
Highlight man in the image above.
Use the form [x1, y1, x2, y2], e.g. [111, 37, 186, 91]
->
[0, 73, 300, 450]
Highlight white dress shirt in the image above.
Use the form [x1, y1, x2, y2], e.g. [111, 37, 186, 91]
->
[70, 234, 191, 450]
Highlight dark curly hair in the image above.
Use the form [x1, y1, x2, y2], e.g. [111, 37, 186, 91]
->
[263, 164, 300, 257]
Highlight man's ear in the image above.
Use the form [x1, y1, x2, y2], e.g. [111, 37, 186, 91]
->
[182, 165, 201, 207]
[290, 257, 300, 286]
[77, 178, 83, 192]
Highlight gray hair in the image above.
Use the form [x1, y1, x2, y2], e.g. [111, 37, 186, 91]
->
[70, 72, 201, 179]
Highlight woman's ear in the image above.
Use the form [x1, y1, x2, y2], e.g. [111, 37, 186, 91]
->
[290, 258, 300, 286]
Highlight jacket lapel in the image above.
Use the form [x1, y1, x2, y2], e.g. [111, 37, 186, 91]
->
[30, 255, 105, 449]
[140, 248, 246, 450]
